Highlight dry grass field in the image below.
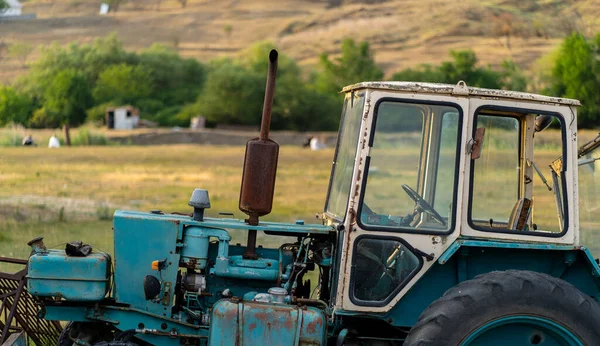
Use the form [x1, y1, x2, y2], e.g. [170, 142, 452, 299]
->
[1, 129, 598, 272]
[0, 144, 334, 268]
[2, 0, 600, 83]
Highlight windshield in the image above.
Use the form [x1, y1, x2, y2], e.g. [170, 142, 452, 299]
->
[325, 92, 365, 220]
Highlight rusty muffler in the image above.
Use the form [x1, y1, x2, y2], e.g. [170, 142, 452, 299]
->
[239, 49, 279, 258]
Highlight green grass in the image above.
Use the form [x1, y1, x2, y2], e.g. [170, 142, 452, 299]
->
[0, 145, 334, 270]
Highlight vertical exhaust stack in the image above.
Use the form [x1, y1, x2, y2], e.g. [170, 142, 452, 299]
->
[239, 49, 279, 259]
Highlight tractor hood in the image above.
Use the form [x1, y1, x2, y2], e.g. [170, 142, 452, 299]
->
[115, 210, 335, 236]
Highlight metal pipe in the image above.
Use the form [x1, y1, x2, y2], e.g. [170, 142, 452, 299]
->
[295, 298, 328, 310]
[259, 50, 278, 141]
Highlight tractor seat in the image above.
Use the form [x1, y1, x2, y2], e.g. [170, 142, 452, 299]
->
[508, 198, 532, 231]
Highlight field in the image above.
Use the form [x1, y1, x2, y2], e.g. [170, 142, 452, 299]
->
[2, 0, 600, 83]
[0, 145, 334, 271]
[1, 129, 599, 273]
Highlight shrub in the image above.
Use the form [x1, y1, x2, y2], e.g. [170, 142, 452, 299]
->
[71, 128, 109, 146]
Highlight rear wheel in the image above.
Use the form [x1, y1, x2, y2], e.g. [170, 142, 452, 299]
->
[404, 270, 600, 346]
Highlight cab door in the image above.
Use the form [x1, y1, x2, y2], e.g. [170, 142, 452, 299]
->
[337, 90, 469, 313]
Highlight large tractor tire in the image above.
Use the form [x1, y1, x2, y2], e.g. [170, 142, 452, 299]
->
[404, 270, 600, 346]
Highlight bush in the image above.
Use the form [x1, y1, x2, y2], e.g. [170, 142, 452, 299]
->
[0, 124, 26, 147]
[93, 64, 154, 104]
[0, 87, 35, 126]
[86, 102, 116, 125]
[151, 105, 186, 127]
[71, 128, 109, 146]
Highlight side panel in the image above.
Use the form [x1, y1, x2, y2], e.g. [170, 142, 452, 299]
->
[382, 245, 600, 327]
[113, 211, 181, 316]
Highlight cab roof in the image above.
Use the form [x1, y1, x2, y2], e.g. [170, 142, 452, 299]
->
[342, 81, 581, 107]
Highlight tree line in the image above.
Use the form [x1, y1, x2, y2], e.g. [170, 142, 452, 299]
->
[0, 32, 599, 131]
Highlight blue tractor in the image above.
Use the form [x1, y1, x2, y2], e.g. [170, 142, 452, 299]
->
[22, 50, 600, 345]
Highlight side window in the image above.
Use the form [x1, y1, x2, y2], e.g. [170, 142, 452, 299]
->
[470, 115, 520, 225]
[351, 238, 420, 305]
[432, 112, 460, 216]
[470, 111, 567, 234]
[531, 115, 565, 233]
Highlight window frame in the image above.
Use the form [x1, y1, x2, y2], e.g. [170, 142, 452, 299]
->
[348, 235, 424, 307]
[466, 105, 569, 237]
[356, 98, 464, 236]
[324, 91, 366, 223]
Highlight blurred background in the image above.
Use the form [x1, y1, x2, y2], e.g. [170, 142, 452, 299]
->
[0, 0, 599, 262]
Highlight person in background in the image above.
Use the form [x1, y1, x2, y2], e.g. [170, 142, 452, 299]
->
[48, 135, 61, 148]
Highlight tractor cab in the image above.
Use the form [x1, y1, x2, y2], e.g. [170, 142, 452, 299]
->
[323, 82, 599, 314]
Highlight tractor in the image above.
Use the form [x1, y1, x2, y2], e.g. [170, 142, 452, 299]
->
[8, 50, 600, 345]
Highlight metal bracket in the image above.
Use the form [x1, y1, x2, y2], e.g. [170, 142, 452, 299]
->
[452, 80, 469, 96]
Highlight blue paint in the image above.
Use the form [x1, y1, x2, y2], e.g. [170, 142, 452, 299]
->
[113, 211, 181, 315]
[385, 242, 600, 327]
[45, 305, 208, 345]
[27, 249, 110, 301]
[28, 208, 600, 345]
[209, 300, 326, 346]
[438, 239, 581, 264]
[116, 210, 334, 235]
[461, 315, 584, 346]
[211, 255, 282, 281]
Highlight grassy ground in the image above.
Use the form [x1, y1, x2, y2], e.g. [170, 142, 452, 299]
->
[1, 129, 599, 271]
[1, 0, 600, 83]
[0, 145, 334, 267]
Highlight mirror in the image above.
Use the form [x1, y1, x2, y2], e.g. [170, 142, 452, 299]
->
[535, 114, 553, 132]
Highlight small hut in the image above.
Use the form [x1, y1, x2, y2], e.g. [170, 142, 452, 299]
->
[106, 106, 139, 130]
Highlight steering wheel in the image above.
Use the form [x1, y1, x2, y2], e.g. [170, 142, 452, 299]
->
[401, 184, 447, 226]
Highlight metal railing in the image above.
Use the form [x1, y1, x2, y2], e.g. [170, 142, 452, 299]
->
[0, 257, 62, 345]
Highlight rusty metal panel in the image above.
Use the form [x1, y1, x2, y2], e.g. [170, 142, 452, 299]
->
[209, 300, 326, 345]
[0, 257, 62, 346]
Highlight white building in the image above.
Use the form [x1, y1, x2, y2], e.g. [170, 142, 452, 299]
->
[106, 106, 140, 130]
[1, 0, 22, 16]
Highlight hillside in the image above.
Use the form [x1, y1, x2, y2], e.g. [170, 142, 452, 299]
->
[1, 0, 599, 84]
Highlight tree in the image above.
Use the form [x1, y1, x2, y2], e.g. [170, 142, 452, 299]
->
[392, 50, 526, 91]
[548, 33, 600, 128]
[93, 64, 154, 105]
[17, 34, 136, 99]
[194, 61, 264, 126]
[0, 87, 34, 126]
[43, 69, 93, 125]
[0, 0, 8, 13]
[316, 39, 384, 95]
[137, 44, 205, 106]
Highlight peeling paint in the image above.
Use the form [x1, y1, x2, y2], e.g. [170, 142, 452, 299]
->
[342, 82, 581, 106]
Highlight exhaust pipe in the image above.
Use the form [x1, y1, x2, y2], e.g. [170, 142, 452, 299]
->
[239, 49, 279, 259]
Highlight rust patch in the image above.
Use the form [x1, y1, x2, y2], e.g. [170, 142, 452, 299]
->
[305, 319, 322, 334]
[248, 323, 257, 332]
